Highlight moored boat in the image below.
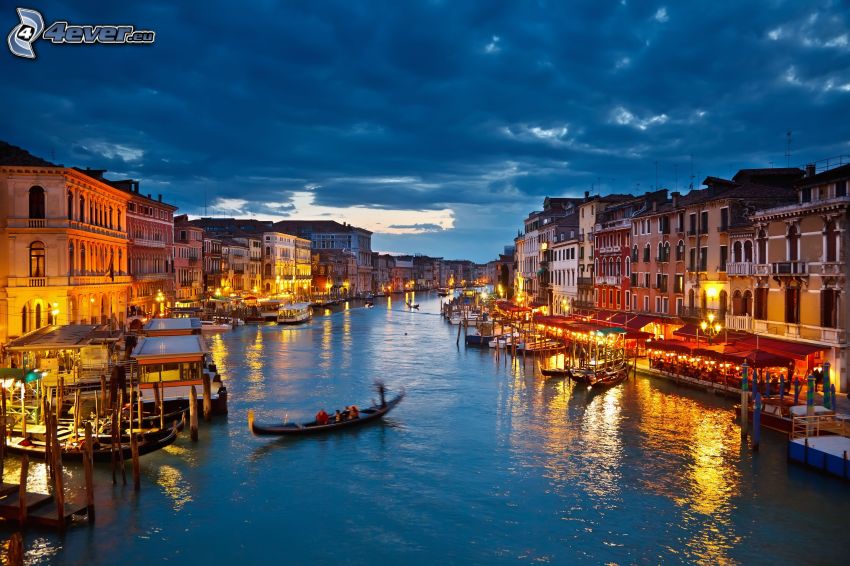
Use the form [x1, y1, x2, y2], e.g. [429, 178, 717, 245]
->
[200, 319, 232, 332]
[277, 302, 312, 324]
[248, 390, 404, 436]
[541, 367, 572, 379]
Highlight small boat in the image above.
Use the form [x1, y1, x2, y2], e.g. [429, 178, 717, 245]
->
[406, 302, 419, 310]
[248, 391, 404, 436]
[200, 320, 232, 332]
[5, 424, 179, 463]
[437, 288, 450, 297]
[589, 363, 630, 390]
[277, 302, 312, 324]
[541, 367, 572, 379]
[364, 301, 375, 308]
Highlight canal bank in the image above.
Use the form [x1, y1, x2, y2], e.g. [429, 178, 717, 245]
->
[3, 293, 849, 564]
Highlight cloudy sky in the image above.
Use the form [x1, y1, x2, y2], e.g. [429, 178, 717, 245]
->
[4, 1, 850, 261]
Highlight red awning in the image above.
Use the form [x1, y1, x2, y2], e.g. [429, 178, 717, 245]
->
[623, 314, 661, 330]
[648, 340, 696, 354]
[724, 347, 793, 368]
[734, 335, 828, 360]
[625, 330, 653, 340]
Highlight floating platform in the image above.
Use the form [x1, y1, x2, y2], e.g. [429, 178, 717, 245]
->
[0, 488, 88, 528]
[788, 435, 850, 481]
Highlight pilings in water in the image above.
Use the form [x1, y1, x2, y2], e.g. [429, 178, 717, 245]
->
[189, 386, 199, 442]
[740, 362, 749, 441]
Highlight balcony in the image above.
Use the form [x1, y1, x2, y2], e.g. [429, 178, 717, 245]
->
[72, 274, 132, 285]
[598, 245, 621, 254]
[753, 320, 845, 346]
[816, 262, 843, 276]
[577, 277, 594, 288]
[726, 262, 752, 276]
[725, 314, 753, 332]
[68, 220, 127, 239]
[7, 217, 127, 239]
[594, 275, 620, 286]
[655, 255, 670, 263]
[753, 264, 770, 276]
[772, 261, 807, 276]
[132, 238, 166, 248]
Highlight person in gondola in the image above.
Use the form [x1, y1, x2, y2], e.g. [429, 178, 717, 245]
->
[315, 409, 329, 425]
[349, 405, 359, 419]
[334, 409, 343, 423]
[378, 384, 387, 408]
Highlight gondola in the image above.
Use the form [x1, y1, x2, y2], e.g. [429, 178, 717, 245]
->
[406, 302, 419, 310]
[5, 424, 179, 463]
[541, 367, 572, 379]
[248, 390, 404, 436]
[589, 364, 630, 390]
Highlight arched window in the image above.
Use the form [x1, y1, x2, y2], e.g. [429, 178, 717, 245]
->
[79, 195, 85, 222]
[21, 306, 28, 334]
[80, 244, 87, 273]
[733, 241, 742, 263]
[676, 240, 685, 261]
[67, 191, 74, 220]
[643, 243, 650, 262]
[632, 245, 638, 262]
[744, 240, 753, 262]
[29, 241, 45, 277]
[825, 220, 838, 262]
[664, 242, 670, 261]
[657, 242, 664, 261]
[68, 242, 74, 275]
[108, 206, 113, 229]
[35, 303, 42, 329]
[757, 230, 767, 263]
[118, 249, 123, 274]
[787, 225, 799, 261]
[29, 186, 45, 219]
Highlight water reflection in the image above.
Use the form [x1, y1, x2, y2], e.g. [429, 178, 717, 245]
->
[156, 464, 192, 512]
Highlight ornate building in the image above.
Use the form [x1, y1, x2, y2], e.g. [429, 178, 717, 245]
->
[0, 143, 132, 344]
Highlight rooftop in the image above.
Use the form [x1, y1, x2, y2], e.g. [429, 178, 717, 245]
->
[144, 318, 202, 333]
[5, 325, 118, 351]
[132, 335, 208, 361]
[0, 140, 58, 167]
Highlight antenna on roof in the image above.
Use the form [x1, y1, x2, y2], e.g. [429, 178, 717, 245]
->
[204, 189, 208, 217]
[785, 130, 792, 167]
[654, 161, 658, 190]
[688, 154, 694, 190]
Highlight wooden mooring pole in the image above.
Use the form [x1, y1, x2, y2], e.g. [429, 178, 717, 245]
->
[202, 373, 212, 422]
[17, 455, 28, 526]
[6, 532, 23, 566]
[50, 413, 66, 534]
[84, 422, 95, 524]
[131, 433, 141, 492]
[189, 385, 199, 442]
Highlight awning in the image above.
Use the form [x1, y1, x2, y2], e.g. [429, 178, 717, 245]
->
[648, 340, 696, 354]
[724, 347, 793, 368]
[733, 335, 828, 360]
[622, 314, 661, 330]
[625, 330, 653, 340]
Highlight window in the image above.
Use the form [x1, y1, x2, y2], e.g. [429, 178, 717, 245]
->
[754, 287, 768, 320]
[676, 240, 684, 261]
[643, 244, 650, 262]
[677, 212, 684, 232]
[699, 247, 708, 271]
[825, 220, 838, 262]
[67, 191, 73, 220]
[821, 289, 840, 328]
[700, 211, 708, 234]
[68, 242, 74, 275]
[632, 245, 638, 262]
[29, 241, 45, 277]
[757, 230, 767, 263]
[79, 195, 85, 222]
[655, 297, 661, 313]
[29, 186, 45, 219]
[21, 306, 28, 334]
[643, 296, 649, 312]
[787, 225, 799, 262]
[837, 180, 847, 198]
[688, 248, 696, 272]
[719, 246, 728, 271]
[744, 240, 753, 262]
[720, 208, 728, 231]
[674, 274, 684, 294]
[801, 187, 811, 203]
[688, 213, 697, 234]
[785, 287, 800, 324]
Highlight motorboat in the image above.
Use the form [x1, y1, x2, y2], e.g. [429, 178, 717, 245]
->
[277, 302, 312, 324]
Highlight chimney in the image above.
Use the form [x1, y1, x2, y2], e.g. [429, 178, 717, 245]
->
[584, 190, 590, 200]
[147, 194, 152, 199]
[805, 163, 816, 177]
[671, 191, 680, 207]
[652, 201, 658, 212]
[158, 194, 162, 202]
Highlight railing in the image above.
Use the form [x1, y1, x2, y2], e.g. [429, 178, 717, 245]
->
[28, 219, 46, 228]
[753, 264, 771, 276]
[772, 261, 807, 275]
[725, 314, 752, 331]
[68, 220, 127, 239]
[599, 246, 621, 254]
[132, 238, 166, 248]
[577, 277, 594, 287]
[72, 275, 132, 285]
[656, 255, 670, 263]
[790, 414, 849, 440]
[595, 276, 620, 286]
[29, 277, 45, 287]
[816, 262, 842, 275]
[726, 262, 752, 276]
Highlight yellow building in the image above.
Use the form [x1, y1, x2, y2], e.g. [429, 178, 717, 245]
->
[750, 163, 849, 392]
[0, 144, 131, 346]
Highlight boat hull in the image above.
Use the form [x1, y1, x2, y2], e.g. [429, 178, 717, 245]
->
[249, 392, 404, 436]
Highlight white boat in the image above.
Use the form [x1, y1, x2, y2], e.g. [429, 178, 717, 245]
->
[200, 320, 232, 332]
[277, 302, 312, 324]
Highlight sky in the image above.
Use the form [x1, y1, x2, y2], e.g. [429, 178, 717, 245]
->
[3, 1, 850, 262]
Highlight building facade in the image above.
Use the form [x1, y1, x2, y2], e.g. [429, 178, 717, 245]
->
[0, 146, 132, 344]
[173, 215, 204, 306]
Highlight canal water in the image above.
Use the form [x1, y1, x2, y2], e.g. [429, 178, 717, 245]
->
[8, 293, 850, 564]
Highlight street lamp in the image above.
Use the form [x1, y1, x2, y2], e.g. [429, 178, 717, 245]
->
[700, 312, 722, 345]
[155, 289, 165, 316]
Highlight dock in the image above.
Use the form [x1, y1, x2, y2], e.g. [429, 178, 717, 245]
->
[788, 414, 850, 481]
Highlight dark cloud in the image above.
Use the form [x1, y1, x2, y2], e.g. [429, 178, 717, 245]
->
[387, 223, 446, 233]
[2, 0, 850, 261]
